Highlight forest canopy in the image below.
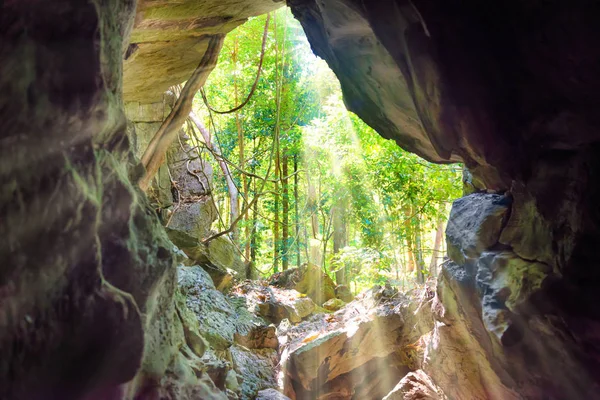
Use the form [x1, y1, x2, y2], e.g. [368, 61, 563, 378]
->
[186, 8, 461, 293]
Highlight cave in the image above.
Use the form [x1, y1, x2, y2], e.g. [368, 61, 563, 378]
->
[2, 0, 600, 399]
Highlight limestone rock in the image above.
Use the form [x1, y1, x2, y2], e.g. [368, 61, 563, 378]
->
[234, 324, 278, 350]
[499, 182, 554, 266]
[124, 0, 284, 102]
[230, 345, 279, 400]
[256, 388, 291, 400]
[178, 267, 275, 352]
[269, 263, 336, 305]
[232, 281, 318, 325]
[446, 193, 511, 265]
[281, 290, 406, 397]
[225, 369, 240, 393]
[476, 251, 554, 345]
[335, 284, 354, 303]
[323, 298, 346, 311]
[383, 370, 447, 400]
[178, 266, 238, 350]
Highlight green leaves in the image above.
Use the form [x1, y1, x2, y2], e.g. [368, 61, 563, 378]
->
[195, 7, 461, 286]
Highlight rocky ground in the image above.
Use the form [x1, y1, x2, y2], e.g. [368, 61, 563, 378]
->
[160, 247, 447, 400]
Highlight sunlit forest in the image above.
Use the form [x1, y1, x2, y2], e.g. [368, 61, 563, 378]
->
[174, 9, 461, 293]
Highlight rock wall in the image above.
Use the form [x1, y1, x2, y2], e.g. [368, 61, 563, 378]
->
[0, 1, 177, 398]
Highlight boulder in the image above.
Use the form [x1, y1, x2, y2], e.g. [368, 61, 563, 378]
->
[269, 263, 336, 305]
[281, 286, 409, 398]
[230, 345, 279, 400]
[476, 251, 554, 346]
[323, 298, 345, 312]
[256, 388, 291, 400]
[499, 182, 554, 266]
[383, 370, 447, 400]
[232, 281, 318, 325]
[335, 284, 354, 303]
[234, 324, 278, 350]
[178, 266, 275, 351]
[178, 266, 239, 350]
[446, 193, 511, 265]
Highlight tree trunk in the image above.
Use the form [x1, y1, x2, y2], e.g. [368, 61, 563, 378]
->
[414, 216, 425, 284]
[189, 112, 239, 229]
[139, 35, 224, 191]
[429, 212, 445, 277]
[333, 197, 348, 285]
[234, 35, 246, 244]
[404, 206, 416, 273]
[307, 172, 319, 239]
[294, 155, 301, 268]
[282, 154, 289, 270]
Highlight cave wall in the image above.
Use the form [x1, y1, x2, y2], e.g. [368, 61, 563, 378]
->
[287, 0, 600, 398]
[0, 1, 179, 398]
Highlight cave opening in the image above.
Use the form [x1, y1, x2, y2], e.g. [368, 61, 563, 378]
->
[3, 0, 600, 399]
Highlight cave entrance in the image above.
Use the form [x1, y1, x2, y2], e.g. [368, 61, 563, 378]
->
[122, 6, 463, 399]
[131, 6, 462, 295]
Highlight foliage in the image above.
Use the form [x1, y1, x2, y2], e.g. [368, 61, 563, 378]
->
[191, 7, 462, 292]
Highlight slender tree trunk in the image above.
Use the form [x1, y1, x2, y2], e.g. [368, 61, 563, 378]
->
[272, 11, 282, 273]
[307, 172, 318, 239]
[248, 138, 258, 278]
[429, 212, 445, 277]
[294, 155, 301, 268]
[139, 35, 224, 191]
[404, 206, 416, 273]
[282, 154, 289, 270]
[415, 216, 425, 284]
[322, 209, 333, 271]
[333, 196, 348, 285]
[273, 135, 280, 272]
[189, 112, 238, 229]
[233, 35, 247, 244]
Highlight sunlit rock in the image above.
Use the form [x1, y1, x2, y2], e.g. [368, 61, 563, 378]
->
[323, 298, 345, 311]
[256, 388, 292, 400]
[269, 263, 336, 305]
[124, 0, 285, 102]
[280, 286, 410, 398]
[383, 370, 446, 400]
[334, 284, 354, 302]
[232, 280, 318, 324]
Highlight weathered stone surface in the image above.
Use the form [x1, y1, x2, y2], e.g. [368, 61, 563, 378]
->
[446, 193, 511, 265]
[269, 263, 336, 305]
[123, 0, 285, 102]
[157, 351, 228, 400]
[230, 345, 279, 400]
[383, 370, 446, 400]
[499, 182, 554, 266]
[282, 290, 405, 396]
[234, 324, 278, 350]
[323, 298, 345, 311]
[233, 281, 318, 325]
[334, 284, 354, 303]
[178, 267, 277, 352]
[178, 266, 239, 350]
[0, 1, 179, 398]
[256, 388, 291, 400]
